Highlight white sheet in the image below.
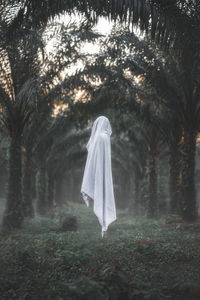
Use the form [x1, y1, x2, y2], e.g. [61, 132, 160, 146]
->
[81, 116, 116, 237]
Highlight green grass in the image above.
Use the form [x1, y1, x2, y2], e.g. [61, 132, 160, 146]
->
[0, 202, 200, 300]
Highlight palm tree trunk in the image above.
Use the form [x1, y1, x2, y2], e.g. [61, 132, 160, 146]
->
[125, 176, 131, 209]
[2, 133, 23, 230]
[133, 166, 142, 216]
[22, 148, 34, 218]
[36, 162, 47, 216]
[169, 145, 181, 214]
[55, 175, 63, 206]
[31, 167, 37, 200]
[119, 170, 129, 209]
[147, 146, 158, 218]
[134, 177, 140, 214]
[179, 129, 197, 221]
[47, 171, 54, 211]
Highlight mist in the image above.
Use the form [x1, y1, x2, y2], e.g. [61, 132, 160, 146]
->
[1, 1, 200, 300]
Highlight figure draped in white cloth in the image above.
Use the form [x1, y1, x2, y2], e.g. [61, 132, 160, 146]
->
[81, 116, 116, 237]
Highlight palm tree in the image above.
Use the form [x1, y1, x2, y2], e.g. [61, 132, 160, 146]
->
[134, 43, 200, 221]
[46, 125, 89, 201]
[103, 25, 199, 220]
[0, 24, 43, 229]
[35, 132, 52, 216]
[0, 12, 100, 228]
[111, 134, 134, 210]
[2, 1, 199, 224]
[147, 52, 200, 221]
[154, 110, 182, 214]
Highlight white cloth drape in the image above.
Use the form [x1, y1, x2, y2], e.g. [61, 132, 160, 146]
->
[81, 116, 116, 237]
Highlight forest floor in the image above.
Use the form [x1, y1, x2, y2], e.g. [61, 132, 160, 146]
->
[0, 202, 200, 300]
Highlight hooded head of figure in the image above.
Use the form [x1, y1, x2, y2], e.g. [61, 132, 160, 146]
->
[86, 116, 112, 151]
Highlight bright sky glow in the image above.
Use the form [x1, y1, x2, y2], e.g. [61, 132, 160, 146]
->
[45, 13, 143, 115]
[81, 18, 113, 54]
[46, 14, 113, 56]
[94, 17, 113, 35]
[81, 42, 100, 54]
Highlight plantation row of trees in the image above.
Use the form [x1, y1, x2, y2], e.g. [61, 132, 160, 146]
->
[0, 9, 97, 230]
[0, 0, 200, 231]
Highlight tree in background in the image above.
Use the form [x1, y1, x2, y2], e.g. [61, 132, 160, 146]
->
[0, 0, 200, 226]
[0, 23, 43, 229]
[0, 9, 100, 228]
[103, 25, 200, 220]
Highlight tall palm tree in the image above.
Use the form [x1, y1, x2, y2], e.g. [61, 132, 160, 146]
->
[2, 0, 199, 224]
[0, 12, 100, 228]
[46, 124, 89, 206]
[103, 25, 199, 220]
[0, 25, 43, 229]
[147, 52, 200, 221]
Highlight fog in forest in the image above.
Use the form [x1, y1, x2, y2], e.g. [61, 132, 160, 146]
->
[1, 145, 200, 225]
[1, 2, 200, 300]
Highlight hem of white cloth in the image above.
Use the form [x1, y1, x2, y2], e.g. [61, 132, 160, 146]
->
[101, 225, 108, 238]
[101, 229, 106, 238]
[81, 192, 90, 207]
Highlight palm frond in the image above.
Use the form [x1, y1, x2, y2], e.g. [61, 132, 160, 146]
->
[3, 0, 199, 54]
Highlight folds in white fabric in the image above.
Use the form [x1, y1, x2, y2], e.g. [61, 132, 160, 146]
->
[81, 116, 116, 237]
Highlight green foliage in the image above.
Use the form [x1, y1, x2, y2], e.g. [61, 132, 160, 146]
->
[0, 202, 200, 299]
[3, 0, 200, 56]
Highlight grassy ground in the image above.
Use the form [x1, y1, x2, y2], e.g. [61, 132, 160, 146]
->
[0, 202, 200, 300]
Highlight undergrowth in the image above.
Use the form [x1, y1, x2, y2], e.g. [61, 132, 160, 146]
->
[0, 202, 200, 300]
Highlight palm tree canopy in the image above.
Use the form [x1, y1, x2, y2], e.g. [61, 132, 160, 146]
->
[1, 0, 200, 53]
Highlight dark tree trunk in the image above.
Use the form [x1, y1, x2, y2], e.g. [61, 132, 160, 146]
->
[2, 134, 23, 230]
[31, 167, 37, 200]
[55, 175, 63, 206]
[134, 176, 140, 214]
[119, 169, 129, 209]
[133, 166, 142, 216]
[125, 176, 131, 209]
[47, 171, 54, 211]
[22, 148, 34, 218]
[65, 172, 73, 203]
[169, 145, 181, 214]
[179, 129, 197, 221]
[147, 144, 158, 218]
[36, 162, 47, 216]
[68, 172, 73, 203]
